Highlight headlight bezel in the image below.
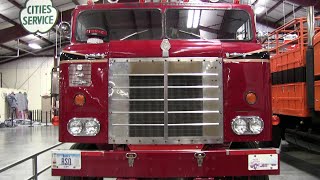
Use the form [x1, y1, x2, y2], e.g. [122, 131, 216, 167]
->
[67, 118, 100, 136]
[67, 119, 83, 136]
[231, 118, 248, 135]
[84, 119, 100, 136]
[231, 116, 264, 135]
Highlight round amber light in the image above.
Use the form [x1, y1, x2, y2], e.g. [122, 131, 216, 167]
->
[246, 92, 257, 105]
[272, 115, 280, 126]
[74, 94, 86, 106]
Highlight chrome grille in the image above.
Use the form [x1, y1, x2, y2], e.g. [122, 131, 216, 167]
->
[108, 58, 223, 144]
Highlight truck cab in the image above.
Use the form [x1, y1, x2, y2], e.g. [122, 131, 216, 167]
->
[52, 1, 279, 179]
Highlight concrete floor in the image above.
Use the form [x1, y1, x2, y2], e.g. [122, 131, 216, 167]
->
[0, 126, 320, 180]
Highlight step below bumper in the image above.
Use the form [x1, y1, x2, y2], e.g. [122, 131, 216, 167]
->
[52, 148, 280, 178]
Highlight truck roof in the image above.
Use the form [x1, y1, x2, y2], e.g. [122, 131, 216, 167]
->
[74, 2, 253, 13]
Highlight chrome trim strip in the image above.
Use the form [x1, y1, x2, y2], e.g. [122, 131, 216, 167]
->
[112, 123, 220, 126]
[111, 98, 220, 101]
[113, 73, 219, 76]
[113, 86, 219, 89]
[223, 59, 270, 63]
[111, 111, 220, 114]
[110, 57, 220, 63]
[60, 59, 108, 64]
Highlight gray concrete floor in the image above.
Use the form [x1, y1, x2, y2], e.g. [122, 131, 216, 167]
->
[0, 126, 320, 180]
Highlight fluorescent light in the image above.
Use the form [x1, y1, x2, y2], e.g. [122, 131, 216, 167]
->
[193, 10, 201, 28]
[28, 43, 42, 49]
[254, 6, 265, 15]
[187, 10, 194, 28]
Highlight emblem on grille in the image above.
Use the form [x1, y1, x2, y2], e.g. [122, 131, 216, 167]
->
[161, 39, 171, 58]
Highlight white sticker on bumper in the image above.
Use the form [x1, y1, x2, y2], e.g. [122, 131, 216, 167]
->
[248, 154, 278, 170]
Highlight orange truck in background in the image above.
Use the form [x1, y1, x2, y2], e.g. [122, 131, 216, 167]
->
[265, 16, 320, 152]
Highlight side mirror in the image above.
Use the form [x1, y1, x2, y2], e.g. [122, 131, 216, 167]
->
[86, 28, 108, 38]
[58, 22, 71, 39]
[257, 31, 268, 44]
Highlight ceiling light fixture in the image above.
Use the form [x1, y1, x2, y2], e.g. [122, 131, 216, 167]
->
[254, 6, 265, 15]
[193, 10, 201, 28]
[28, 43, 42, 50]
[187, 10, 194, 28]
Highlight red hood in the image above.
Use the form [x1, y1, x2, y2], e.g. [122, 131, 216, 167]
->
[64, 40, 261, 58]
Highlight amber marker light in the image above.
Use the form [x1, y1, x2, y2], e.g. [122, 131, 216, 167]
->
[272, 115, 280, 126]
[245, 92, 257, 105]
[74, 94, 86, 106]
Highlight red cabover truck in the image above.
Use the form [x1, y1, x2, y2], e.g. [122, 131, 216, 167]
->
[52, 0, 280, 179]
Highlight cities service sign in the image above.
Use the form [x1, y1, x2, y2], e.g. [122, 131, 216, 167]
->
[20, 0, 58, 33]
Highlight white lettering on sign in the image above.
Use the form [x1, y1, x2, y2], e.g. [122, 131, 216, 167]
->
[20, 0, 58, 33]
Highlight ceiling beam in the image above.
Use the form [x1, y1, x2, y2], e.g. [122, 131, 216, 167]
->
[7, 0, 23, 9]
[0, 13, 53, 45]
[256, 18, 278, 29]
[72, 0, 80, 5]
[251, 0, 258, 6]
[0, 44, 17, 52]
[0, 9, 73, 44]
[258, 0, 283, 20]
[0, 41, 69, 64]
[17, 39, 29, 46]
[0, 14, 19, 26]
[35, 35, 54, 45]
[0, 26, 29, 44]
[274, 5, 303, 25]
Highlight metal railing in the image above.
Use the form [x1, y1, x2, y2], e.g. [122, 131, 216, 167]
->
[264, 17, 320, 56]
[0, 143, 64, 180]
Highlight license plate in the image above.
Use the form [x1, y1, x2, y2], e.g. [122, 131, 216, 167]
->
[248, 154, 278, 170]
[52, 150, 81, 170]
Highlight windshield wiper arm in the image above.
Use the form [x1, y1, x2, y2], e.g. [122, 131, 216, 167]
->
[120, 29, 150, 41]
[177, 29, 207, 40]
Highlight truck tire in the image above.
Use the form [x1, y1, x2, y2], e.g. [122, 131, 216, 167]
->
[69, 143, 98, 150]
[60, 143, 102, 180]
[229, 142, 269, 180]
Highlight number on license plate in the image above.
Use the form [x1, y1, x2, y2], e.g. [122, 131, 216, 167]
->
[52, 150, 81, 170]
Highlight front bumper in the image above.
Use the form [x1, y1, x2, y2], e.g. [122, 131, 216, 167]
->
[52, 148, 280, 178]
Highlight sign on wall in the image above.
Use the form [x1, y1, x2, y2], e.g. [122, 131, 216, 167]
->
[20, 0, 58, 33]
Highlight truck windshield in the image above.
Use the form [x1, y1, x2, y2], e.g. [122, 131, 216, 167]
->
[76, 9, 162, 41]
[76, 8, 252, 42]
[165, 9, 252, 40]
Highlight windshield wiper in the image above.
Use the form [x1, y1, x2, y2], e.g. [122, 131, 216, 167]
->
[120, 29, 150, 41]
[176, 29, 207, 40]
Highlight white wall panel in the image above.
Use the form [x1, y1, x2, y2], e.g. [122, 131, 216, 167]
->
[0, 57, 54, 110]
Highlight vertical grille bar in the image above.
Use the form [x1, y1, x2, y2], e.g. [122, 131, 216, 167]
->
[164, 60, 169, 140]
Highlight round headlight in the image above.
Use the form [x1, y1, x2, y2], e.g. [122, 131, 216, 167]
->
[249, 117, 264, 134]
[84, 119, 100, 136]
[68, 119, 83, 136]
[231, 117, 248, 135]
